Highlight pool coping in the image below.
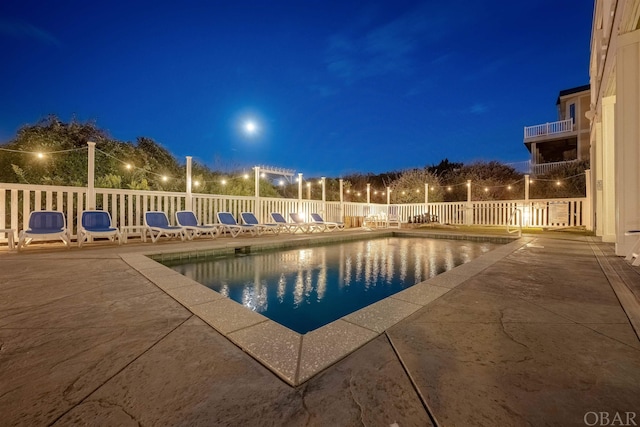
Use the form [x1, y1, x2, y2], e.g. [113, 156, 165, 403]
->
[121, 230, 531, 386]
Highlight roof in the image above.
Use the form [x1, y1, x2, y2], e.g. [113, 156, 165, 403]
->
[556, 84, 590, 105]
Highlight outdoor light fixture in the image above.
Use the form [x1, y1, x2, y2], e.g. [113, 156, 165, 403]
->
[243, 174, 249, 179]
[484, 187, 489, 192]
[447, 187, 452, 191]
[194, 181, 200, 187]
[507, 185, 512, 190]
[36, 152, 44, 159]
[162, 176, 168, 182]
[125, 163, 132, 170]
[221, 179, 227, 185]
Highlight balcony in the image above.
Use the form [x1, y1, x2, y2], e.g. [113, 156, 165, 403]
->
[524, 119, 574, 141]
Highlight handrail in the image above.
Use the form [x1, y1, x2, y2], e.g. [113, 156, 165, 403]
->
[507, 208, 522, 237]
[524, 118, 574, 139]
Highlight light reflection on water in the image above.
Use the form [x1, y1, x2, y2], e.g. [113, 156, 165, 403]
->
[165, 237, 498, 334]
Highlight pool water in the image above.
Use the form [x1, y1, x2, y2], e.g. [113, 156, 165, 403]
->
[163, 237, 499, 333]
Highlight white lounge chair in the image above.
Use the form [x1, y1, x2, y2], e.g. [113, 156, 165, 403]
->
[624, 230, 640, 266]
[17, 210, 71, 251]
[78, 210, 122, 247]
[387, 206, 401, 228]
[144, 211, 185, 243]
[217, 212, 256, 237]
[270, 213, 298, 233]
[176, 210, 219, 240]
[289, 213, 321, 233]
[240, 212, 280, 235]
[310, 213, 344, 231]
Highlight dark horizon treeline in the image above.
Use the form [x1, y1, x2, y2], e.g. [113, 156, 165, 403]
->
[0, 116, 588, 202]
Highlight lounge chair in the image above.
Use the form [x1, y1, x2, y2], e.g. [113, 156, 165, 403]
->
[240, 212, 280, 235]
[387, 207, 401, 229]
[270, 213, 298, 233]
[289, 213, 320, 233]
[78, 210, 122, 247]
[17, 210, 71, 251]
[310, 213, 345, 231]
[176, 210, 219, 240]
[144, 211, 185, 243]
[217, 212, 256, 237]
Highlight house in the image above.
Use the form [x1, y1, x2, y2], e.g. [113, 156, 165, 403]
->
[589, 0, 640, 253]
[523, 84, 591, 175]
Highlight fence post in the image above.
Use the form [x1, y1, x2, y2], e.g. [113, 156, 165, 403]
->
[425, 183, 429, 206]
[87, 141, 95, 210]
[253, 166, 260, 218]
[524, 174, 530, 227]
[465, 180, 472, 225]
[185, 156, 192, 211]
[321, 177, 326, 214]
[339, 178, 344, 220]
[584, 169, 593, 231]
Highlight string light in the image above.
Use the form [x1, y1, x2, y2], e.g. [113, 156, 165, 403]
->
[4, 145, 586, 197]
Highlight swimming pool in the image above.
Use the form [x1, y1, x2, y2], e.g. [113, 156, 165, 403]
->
[162, 236, 499, 333]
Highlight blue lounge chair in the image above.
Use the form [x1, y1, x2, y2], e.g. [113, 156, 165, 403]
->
[241, 212, 280, 235]
[289, 213, 320, 233]
[17, 210, 71, 251]
[217, 212, 256, 238]
[78, 210, 122, 247]
[144, 211, 185, 243]
[310, 213, 345, 231]
[270, 213, 298, 233]
[176, 210, 219, 240]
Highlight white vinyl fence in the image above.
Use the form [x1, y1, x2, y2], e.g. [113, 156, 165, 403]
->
[0, 182, 589, 244]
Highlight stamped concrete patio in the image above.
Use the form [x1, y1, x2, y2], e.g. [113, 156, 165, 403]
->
[1, 229, 639, 426]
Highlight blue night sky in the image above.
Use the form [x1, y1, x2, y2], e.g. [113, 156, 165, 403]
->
[0, 1, 593, 178]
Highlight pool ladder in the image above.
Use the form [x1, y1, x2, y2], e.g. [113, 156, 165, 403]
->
[507, 208, 522, 237]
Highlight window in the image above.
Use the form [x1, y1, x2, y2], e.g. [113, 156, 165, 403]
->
[569, 103, 576, 124]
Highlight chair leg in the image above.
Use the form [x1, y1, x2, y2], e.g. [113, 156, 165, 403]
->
[625, 238, 640, 261]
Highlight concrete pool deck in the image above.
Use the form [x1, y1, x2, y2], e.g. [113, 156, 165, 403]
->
[1, 228, 639, 426]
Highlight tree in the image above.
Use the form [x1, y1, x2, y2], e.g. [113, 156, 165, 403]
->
[442, 161, 524, 201]
[389, 169, 441, 203]
[427, 158, 463, 178]
[530, 160, 589, 199]
[0, 116, 282, 196]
